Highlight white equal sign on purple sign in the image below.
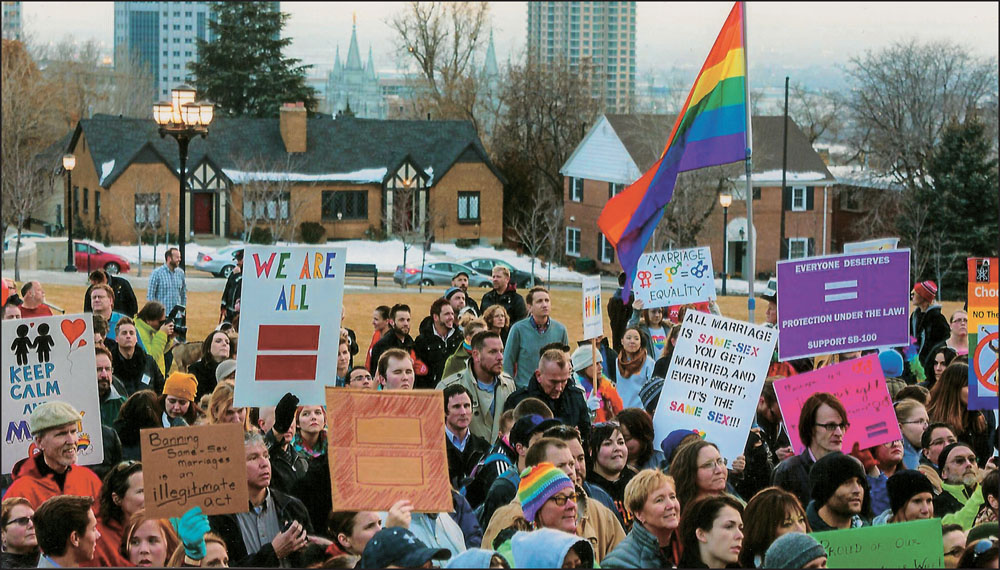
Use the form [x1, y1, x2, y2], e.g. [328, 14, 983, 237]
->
[824, 280, 859, 302]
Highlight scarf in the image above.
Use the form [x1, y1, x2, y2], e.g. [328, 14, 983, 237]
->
[618, 348, 647, 378]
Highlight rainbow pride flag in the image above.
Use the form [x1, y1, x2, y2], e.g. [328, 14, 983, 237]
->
[598, 1, 748, 296]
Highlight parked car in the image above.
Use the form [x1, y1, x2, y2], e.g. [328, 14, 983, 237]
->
[194, 246, 243, 278]
[394, 261, 492, 287]
[462, 257, 544, 288]
[3, 231, 49, 251]
[73, 241, 131, 274]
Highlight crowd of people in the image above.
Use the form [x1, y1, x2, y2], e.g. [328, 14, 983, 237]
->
[1, 253, 997, 568]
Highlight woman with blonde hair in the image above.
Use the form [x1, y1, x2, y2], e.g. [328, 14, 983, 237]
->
[207, 382, 250, 430]
[602, 469, 682, 568]
[482, 304, 511, 345]
[120, 509, 180, 567]
[1, 497, 39, 568]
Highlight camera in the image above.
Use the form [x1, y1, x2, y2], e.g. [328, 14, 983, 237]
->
[166, 304, 188, 340]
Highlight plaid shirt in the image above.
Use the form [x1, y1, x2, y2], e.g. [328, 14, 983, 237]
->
[147, 264, 186, 311]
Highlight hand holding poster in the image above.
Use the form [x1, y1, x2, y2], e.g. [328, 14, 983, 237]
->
[2, 314, 104, 473]
[140, 423, 248, 518]
[776, 250, 910, 360]
[581, 276, 603, 340]
[968, 257, 998, 410]
[235, 245, 347, 407]
[773, 353, 900, 454]
[652, 311, 776, 462]
[326, 387, 451, 512]
[634, 247, 715, 309]
[810, 518, 944, 568]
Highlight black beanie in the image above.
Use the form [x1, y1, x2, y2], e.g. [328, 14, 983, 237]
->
[809, 452, 867, 507]
[936, 442, 972, 475]
[887, 470, 936, 515]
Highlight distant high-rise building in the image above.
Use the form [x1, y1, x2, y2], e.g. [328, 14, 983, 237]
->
[2, 1, 22, 41]
[114, 2, 279, 101]
[327, 20, 385, 119]
[526, 1, 636, 113]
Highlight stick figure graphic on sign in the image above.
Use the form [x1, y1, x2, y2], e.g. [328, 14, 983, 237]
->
[34, 323, 55, 363]
[11, 324, 32, 365]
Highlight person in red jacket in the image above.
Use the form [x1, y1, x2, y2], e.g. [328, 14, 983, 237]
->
[6, 402, 102, 510]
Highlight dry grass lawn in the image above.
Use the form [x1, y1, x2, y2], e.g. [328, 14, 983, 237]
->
[41, 282, 966, 369]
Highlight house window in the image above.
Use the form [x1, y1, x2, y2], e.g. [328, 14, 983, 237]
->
[134, 193, 161, 226]
[791, 187, 807, 211]
[570, 177, 584, 202]
[598, 233, 615, 263]
[609, 182, 625, 198]
[94, 191, 101, 220]
[321, 190, 367, 221]
[566, 227, 581, 257]
[82, 188, 89, 213]
[788, 237, 811, 259]
[457, 192, 480, 222]
[840, 189, 862, 212]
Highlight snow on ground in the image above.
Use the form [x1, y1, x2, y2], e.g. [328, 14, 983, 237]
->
[95, 237, 772, 291]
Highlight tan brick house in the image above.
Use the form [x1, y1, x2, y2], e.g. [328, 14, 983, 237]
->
[61, 105, 505, 245]
[559, 114, 837, 279]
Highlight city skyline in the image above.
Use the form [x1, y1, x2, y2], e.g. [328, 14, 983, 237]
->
[18, 1, 1000, 91]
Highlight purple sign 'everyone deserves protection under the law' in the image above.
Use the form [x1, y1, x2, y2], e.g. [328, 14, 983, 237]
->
[776, 250, 910, 361]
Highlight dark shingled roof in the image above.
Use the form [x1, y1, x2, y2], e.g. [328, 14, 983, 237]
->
[69, 114, 504, 189]
[604, 114, 834, 182]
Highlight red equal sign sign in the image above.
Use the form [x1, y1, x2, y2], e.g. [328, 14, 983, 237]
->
[255, 324, 320, 381]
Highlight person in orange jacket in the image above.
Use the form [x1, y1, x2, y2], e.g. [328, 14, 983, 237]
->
[571, 345, 623, 423]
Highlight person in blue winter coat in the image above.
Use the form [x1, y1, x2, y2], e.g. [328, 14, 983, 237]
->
[506, 527, 595, 568]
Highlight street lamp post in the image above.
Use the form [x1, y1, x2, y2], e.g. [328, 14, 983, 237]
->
[152, 86, 214, 270]
[63, 154, 77, 272]
[719, 193, 732, 296]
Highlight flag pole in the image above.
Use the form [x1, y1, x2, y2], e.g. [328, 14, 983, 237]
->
[741, 0, 755, 323]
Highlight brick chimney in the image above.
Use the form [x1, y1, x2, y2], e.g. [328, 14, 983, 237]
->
[279, 102, 307, 153]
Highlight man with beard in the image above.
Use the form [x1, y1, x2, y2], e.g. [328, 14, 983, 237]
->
[6, 402, 103, 508]
[934, 443, 993, 528]
[209, 432, 312, 567]
[438, 331, 516, 444]
[805, 452, 870, 531]
[452, 272, 480, 315]
[414, 298, 462, 388]
[95, 345, 126, 428]
[368, 304, 418, 378]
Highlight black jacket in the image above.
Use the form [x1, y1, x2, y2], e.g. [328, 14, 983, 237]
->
[464, 439, 517, 510]
[504, 375, 591, 443]
[771, 450, 816, 510]
[112, 345, 164, 396]
[209, 488, 312, 567]
[480, 283, 527, 324]
[189, 358, 221, 401]
[264, 429, 309, 496]
[910, 305, 950, 369]
[607, 288, 634, 354]
[291, 454, 333, 537]
[84, 275, 138, 317]
[368, 328, 415, 375]
[414, 320, 463, 389]
[221, 271, 242, 323]
[446, 431, 490, 490]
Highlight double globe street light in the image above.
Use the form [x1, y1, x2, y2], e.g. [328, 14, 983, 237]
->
[153, 86, 214, 270]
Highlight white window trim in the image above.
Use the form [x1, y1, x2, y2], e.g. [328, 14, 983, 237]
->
[570, 177, 584, 202]
[566, 227, 581, 257]
[788, 237, 809, 259]
[791, 186, 807, 211]
[599, 234, 614, 263]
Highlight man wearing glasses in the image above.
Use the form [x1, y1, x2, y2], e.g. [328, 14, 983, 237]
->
[772, 392, 849, 509]
[934, 442, 997, 529]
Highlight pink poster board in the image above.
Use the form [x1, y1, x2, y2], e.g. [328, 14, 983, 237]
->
[774, 353, 900, 454]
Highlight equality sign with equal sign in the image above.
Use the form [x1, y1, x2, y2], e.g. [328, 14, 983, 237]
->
[776, 250, 910, 361]
[234, 246, 347, 407]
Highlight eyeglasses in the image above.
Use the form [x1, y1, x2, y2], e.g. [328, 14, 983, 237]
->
[547, 493, 578, 506]
[900, 419, 929, 426]
[698, 458, 728, 470]
[948, 454, 977, 466]
[816, 422, 850, 432]
[930, 437, 958, 447]
[3, 516, 32, 528]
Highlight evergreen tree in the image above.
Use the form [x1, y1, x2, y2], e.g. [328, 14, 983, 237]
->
[924, 119, 999, 296]
[189, 3, 317, 118]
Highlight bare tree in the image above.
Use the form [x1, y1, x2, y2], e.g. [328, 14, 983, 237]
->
[107, 45, 155, 118]
[656, 166, 733, 250]
[388, 2, 491, 132]
[382, 180, 424, 288]
[118, 179, 160, 277]
[510, 189, 562, 286]
[787, 82, 847, 145]
[1, 39, 63, 279]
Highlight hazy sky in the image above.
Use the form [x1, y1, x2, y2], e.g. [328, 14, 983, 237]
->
[22, 1, 999, 84]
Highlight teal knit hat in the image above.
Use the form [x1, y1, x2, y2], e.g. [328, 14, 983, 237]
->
[763, 533, 826, 569]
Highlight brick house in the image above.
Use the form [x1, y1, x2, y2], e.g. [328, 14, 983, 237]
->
[61, 105, 505, 245]
[559, 114, 837, 279]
